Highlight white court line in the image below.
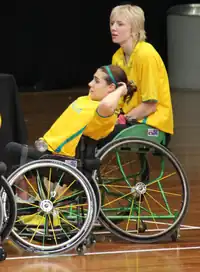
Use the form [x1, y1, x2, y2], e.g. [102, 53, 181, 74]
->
[96, 219, 200, 229]
[181, 225, 200, 230]
[94, 226, 200, 235]
[6, 245, 200, 261]
[95, 220, 200, 229]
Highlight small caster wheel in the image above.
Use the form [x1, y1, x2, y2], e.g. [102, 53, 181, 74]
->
[136, 220, 147, 233]
[171, 229, 180, 242]
[0, 248, 7, 261]
[83, 235, 96, 248]
[76, 244, 87, 256]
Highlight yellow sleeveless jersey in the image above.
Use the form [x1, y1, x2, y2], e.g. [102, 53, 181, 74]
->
[42, 96, 117, 157]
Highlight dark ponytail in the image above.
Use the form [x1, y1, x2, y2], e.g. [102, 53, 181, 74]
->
[123, 80, 137, 103]
[100, 64, 137, 103]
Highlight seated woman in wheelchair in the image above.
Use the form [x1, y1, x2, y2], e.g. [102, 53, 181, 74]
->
[5, 64, 136, 202]
[35, 65, 136, 158]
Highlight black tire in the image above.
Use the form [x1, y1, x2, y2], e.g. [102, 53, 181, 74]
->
[0, 197, 3, 234]
[0, 247, 7, 261]
[0, 175, 17, 241]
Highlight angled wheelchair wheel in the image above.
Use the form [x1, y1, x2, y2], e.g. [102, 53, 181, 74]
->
[0, 199, 7, 262]
[0, 162, 17, 242]
[0, 197, 3, 235]
[94, 137, 189, 243]
[0, 175, 17, 241]
[5, 159, 97, 254]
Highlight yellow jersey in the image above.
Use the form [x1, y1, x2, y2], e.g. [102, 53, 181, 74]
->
[42, 96, 117, 157]
[112, 41, 174, 134]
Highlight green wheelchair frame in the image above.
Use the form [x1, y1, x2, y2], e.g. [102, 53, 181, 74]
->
[99, 123, 167, 219]
[94, 123, 189, 243]
[114, 123, 166, 144]
[4, 123, 189, 254]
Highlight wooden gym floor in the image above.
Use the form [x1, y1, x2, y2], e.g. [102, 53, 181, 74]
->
[1, 88, 200, 271]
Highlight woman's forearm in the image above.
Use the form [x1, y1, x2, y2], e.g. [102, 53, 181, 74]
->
[97, 88, 124, 117]
[125, 102, 157, 120]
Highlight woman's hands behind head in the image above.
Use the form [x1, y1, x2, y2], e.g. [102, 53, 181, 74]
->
[116, 82, 128, 96]
[116, 80, 137, 103]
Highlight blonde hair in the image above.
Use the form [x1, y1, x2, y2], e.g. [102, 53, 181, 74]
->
[110, 4, 146, 41]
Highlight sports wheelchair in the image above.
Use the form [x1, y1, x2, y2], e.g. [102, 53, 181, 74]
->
[0, 162, 16, 261]
[2, 123, 189, 255]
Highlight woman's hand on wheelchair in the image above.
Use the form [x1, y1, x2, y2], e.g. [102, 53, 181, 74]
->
[117, 114, 127, 124]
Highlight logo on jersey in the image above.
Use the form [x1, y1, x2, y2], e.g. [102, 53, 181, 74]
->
[71, 101, 83, 114]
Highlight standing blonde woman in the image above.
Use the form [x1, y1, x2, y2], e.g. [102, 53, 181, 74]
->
[110, 4, 174, 143]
